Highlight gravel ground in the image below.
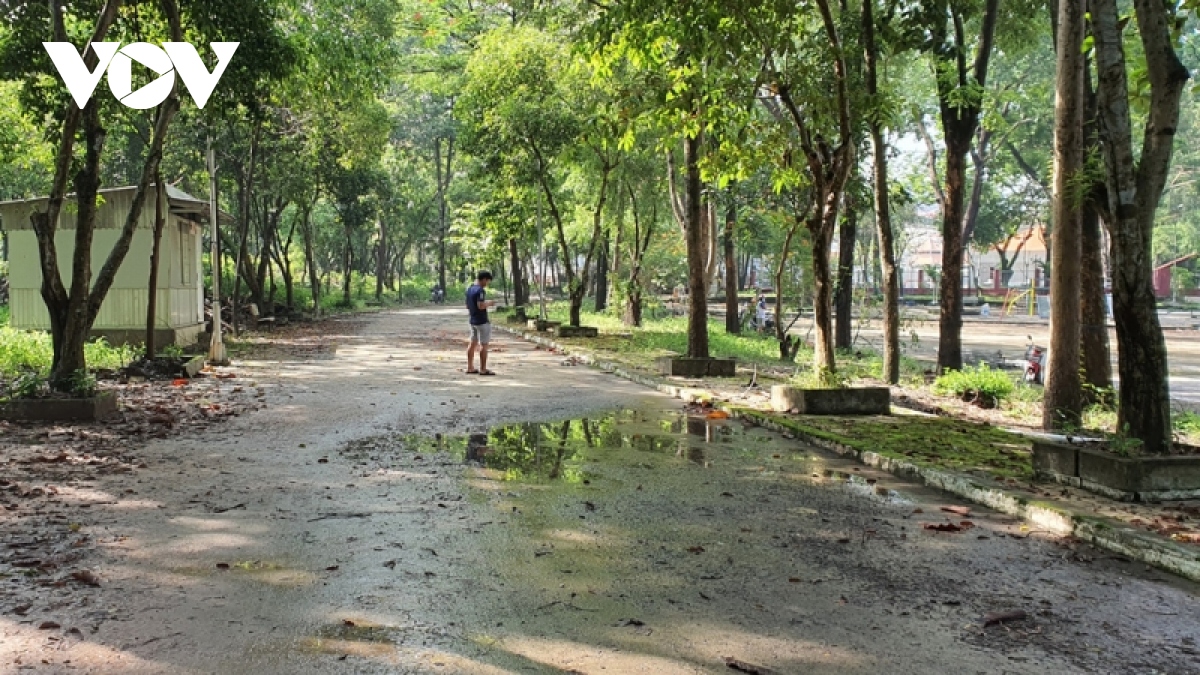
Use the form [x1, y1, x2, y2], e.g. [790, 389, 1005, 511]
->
[1, 308, 1197, 674]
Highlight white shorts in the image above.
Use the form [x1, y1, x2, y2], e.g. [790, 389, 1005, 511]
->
[469, 323, 492, 345]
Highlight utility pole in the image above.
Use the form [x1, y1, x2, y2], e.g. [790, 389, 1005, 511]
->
[207, 136, 229, 366]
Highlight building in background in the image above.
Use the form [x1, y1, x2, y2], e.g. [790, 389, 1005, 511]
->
[0, 185, 222, 346]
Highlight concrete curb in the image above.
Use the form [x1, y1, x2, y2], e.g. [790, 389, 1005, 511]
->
[497, 326, 1200, 583]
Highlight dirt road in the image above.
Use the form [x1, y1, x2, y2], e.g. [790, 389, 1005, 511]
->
[2, 308, 1198, 674]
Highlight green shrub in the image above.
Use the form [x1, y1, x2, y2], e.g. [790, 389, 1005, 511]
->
[0, 305, 9, 328]
[933, 364, 1015, 408]
[0, 329, 135, 379]
[1176, 411, 1200, 440]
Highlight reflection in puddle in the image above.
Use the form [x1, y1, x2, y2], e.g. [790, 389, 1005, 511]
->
[438, 410, 724, 482]
[380, 409, 911, 505]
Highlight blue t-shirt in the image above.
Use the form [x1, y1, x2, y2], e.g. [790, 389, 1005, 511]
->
[466, 284, 488, 325]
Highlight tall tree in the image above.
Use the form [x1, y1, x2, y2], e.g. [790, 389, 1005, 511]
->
[907, 0, 1001, 372]
[1092, 0, 1190, 453]
[863, 0, 901, 384]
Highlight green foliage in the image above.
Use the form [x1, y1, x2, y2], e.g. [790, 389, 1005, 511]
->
[933, 364, 1016, 405]
[1171, 267, 1195, 300]
[1105, 426, 1146, 458]
[0, 329, 135, 381]
[1175, 411, 1200, 440]
[792, 368, 850, 390]
[0, 305, 9, 328]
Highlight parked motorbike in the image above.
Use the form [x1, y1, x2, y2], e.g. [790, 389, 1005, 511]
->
[741, 309, 775, 333]
[1024, 338, 1047, 385]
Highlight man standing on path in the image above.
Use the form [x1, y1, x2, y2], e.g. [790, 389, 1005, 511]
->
[466, 271, 497, 375]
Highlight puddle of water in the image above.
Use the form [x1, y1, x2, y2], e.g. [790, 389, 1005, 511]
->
[377, 408, 911, 506]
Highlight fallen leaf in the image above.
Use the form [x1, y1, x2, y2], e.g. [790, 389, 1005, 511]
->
[70, 570, 101, 587]
[687, 546, 706, 554]
[923, 523, 964, 533]
[325, 565, 340, 572]
[216, 563, 230, 570]
[941, 505, 972, 517]
[343, 619, 356, 627]
[38, 622, 60, 630]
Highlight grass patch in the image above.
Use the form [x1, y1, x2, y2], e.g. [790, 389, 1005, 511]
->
[538, 303, 924, 381]
[743, 409, 1034, 479]
[540, 304, 788, 367]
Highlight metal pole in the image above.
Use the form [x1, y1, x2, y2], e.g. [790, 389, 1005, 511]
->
[207, 136, 229, 365]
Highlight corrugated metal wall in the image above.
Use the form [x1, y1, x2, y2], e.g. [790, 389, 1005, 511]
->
[10, 287, 199, 330]
[3, 200, 203, 331]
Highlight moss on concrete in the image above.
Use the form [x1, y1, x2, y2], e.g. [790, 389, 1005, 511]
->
[741, 410, 1034, 480]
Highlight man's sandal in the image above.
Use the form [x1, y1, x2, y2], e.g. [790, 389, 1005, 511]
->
[479, 370, 496, 376]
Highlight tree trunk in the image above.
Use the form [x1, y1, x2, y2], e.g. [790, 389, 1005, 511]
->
[595, 229, 609, 312]
[1080, 203, 1111, 397]
[342, 234, 353, 306]
[1044, 0, 1085, 430]
[145, 177, 166, 359]
[1080, 41, 1113, 400]
[863, 0, 900, 384]
[509, 238, 528, 309]
[1092, 0, 1185, 453]
[683, 133, 710, 359]
[811, 213, 836, 372]
[938, 143, 969, 372]
[435, 136, 454, 296]
[624, 181, 654, 328]
[49, 103, 106, 389]
[834, 200, 856, 350]
[375, 219, 386, 301]
[302, 204, 320, 315]
[724, 190, 739, 335]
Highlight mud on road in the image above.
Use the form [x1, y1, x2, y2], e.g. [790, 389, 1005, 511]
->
[2, 308, 1198, 674]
